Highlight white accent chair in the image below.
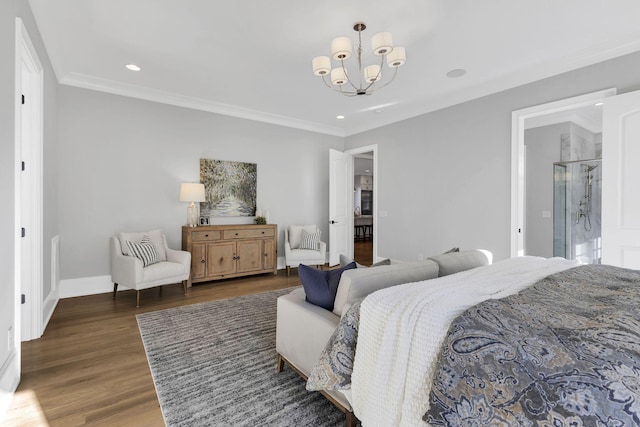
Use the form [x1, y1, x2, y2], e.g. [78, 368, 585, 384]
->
[110, 231, 191, 307]
[284, 225, 326, 276]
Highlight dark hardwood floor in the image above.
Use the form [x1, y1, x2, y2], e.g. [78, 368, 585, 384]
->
[5, 240, 374, 426]
[5, 273, 301, 427]
[354, 239, 374, 266]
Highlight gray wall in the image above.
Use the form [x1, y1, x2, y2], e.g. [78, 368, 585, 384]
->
[524, 123, 567, 258]
[57, 86, 343, 279]
[345, 51, 640, 262]
[0, 0, 18, 377]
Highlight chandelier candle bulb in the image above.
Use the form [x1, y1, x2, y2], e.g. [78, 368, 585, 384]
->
[331, 67, 348, 86]
[365, 64, 382, 83]
[312, 56, 331, 76]
[331, 37, 352, 60]
[386, 47, 406, 68]
[372, 32, 393, 55]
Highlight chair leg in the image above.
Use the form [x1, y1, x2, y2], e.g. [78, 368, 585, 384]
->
[182, 280, 188, 295]
[159, 286, 163, 296]
[286, 266, 291, 277]
[112, 282, 118, 299]
[136, 290, 141, 308]
[276, 354, 285, 373]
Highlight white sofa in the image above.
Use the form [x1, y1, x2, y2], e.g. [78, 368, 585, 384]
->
[275, 249, 492, 426]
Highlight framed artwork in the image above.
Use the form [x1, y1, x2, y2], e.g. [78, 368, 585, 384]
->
[199, 158, 257, 217]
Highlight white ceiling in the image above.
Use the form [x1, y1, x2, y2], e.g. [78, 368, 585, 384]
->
[27, 0, 640, 137]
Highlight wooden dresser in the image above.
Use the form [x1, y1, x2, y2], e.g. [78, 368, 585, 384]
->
[182, 224, 277, 284]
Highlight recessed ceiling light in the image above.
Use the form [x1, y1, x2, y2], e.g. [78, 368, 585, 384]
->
[125, 64, 141, 71]
[336, 115, 345, 120]
[594, 102, 604, 106]
[446, 69, 466, 78]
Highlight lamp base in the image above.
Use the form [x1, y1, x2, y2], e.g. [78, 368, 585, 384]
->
[187, 205, 198, 227]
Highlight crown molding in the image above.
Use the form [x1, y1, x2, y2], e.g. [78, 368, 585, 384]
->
[59, 72, 346, 137]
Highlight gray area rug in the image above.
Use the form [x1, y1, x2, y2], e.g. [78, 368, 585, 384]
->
[136, 288, 345, 426]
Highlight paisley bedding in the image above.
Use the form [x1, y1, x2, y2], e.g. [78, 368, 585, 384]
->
[426, 264, 640, 426]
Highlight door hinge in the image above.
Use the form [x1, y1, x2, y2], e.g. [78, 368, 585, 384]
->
[21, 294, 25, 304]
[21, 94, 25, 105]
[21, 161, 25, 171]
[21, 227, 26, 238]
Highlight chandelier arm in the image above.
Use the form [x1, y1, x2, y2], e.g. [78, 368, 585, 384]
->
[340, 58, 362, 93]
[373, 66, 399, 90]
[359, 54, 387, 94]
[320, 74, 334, 89]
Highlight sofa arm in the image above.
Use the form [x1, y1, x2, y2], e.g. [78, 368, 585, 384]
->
[166, 247, 191, 269]
[318, 241, 327, 258]
[276, 288, 340, 376]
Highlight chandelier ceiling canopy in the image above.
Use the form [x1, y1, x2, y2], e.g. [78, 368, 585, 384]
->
[312, 22, 406, 97]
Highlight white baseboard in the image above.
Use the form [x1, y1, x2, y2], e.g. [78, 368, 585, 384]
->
[42, 289, 59, 330]
[59, 275, 113, 298]
[61, 263, 292, 299]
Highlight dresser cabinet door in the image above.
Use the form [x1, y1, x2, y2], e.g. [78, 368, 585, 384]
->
[262, 238, 276, 271]
[207, 241, 236, 276]
[191, 242, 207, 279]
[236, 240, 262, 273]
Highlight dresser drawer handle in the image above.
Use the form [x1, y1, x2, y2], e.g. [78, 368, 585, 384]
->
[200, 259, 205, 263]
[235, 232, 239, 236]
[204, 234, 209, 237]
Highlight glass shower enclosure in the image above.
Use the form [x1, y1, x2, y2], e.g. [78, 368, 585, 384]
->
[553, 159, 602, 264]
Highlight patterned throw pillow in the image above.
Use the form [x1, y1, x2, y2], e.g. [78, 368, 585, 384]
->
[299, 229, 321, 250]
[126, 235, 160, 267]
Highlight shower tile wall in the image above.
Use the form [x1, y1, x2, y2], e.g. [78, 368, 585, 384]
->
[567, 162, 602, 264]
[555, 122, 602, 264]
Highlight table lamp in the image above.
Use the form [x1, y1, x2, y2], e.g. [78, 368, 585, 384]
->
[180, 183, 206, 227]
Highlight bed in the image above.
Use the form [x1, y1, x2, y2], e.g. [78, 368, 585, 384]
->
[306, 256, 640, 426]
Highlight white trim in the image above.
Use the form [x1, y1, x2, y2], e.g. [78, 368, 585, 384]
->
[346, 144, 379, 262]
[59, 275, 114, 299]
[43, 236, 60, 330]
[510, 88, 617, 257]
[60, 72, 346, 137]
[16, 18, 45, 341]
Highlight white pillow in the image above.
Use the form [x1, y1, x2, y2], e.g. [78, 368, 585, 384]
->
[299, 229, 321, 250]
[119, 229, 167, 261]
[288, 225, 318, 249]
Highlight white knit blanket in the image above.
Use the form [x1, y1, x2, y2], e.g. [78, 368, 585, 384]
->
[350, 256, 581, 427]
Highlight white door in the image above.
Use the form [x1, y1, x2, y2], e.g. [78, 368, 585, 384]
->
[602, 90, 640, 268]
[329, 149, 351, 266]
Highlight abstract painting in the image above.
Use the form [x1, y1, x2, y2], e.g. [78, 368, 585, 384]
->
[199, 158, 257, 217]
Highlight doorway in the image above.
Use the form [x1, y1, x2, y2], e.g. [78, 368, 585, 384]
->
[346, 145, 378, 265]
[353, 152, 374, 265]
[511, 89, 616, 258]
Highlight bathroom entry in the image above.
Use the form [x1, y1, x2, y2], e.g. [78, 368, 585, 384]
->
[523, 103, 603, 263]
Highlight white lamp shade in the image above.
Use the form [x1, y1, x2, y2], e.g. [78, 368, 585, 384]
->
[312, 56, 331, 76]
[331, 67, 348, 86]
[386, 46, 406, 68]
[364, 64, 381, 83]
[331, 37, 352, 60]
[179, 183, 206, 202]
[372, 32, 393, 56]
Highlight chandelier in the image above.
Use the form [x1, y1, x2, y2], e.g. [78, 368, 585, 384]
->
[312, 22, 406, 96]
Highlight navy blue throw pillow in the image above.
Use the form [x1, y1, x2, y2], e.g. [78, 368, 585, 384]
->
[299, 262, 357, 311]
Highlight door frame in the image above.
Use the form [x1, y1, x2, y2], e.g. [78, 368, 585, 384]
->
[346, 144, 378, 262]
[15, 18, 44, 341]
[510, 88, 616, 257]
